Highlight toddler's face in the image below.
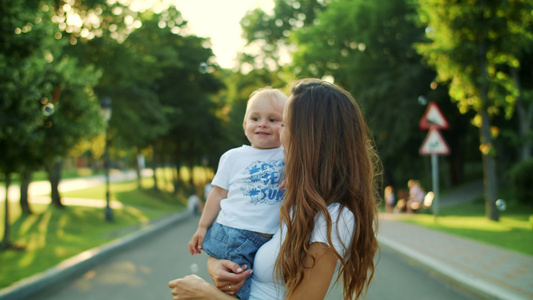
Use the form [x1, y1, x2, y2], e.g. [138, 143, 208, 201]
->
[244, 98, 283, 149]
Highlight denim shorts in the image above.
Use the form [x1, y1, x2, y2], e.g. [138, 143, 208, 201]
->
[203, 222, 271, 300]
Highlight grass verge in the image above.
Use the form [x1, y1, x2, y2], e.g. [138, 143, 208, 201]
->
[392, 195, 533, 256]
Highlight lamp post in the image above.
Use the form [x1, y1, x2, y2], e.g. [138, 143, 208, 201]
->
[100, 96, 113, 222]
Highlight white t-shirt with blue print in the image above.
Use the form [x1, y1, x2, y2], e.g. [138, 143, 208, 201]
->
[212, 145, 285, 234]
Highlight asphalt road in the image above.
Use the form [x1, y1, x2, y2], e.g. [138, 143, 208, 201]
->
[30, 215, 479, 300]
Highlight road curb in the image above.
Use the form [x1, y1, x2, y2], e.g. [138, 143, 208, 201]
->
[0, 210, 192, 300]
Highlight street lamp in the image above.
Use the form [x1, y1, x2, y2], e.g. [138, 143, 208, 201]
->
[100, 96, 113, 222]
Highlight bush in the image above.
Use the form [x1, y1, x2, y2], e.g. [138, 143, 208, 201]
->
[510, 159, 533, 206]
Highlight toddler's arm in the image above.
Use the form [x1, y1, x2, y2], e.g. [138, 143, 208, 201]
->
[188, 185, 228, 255]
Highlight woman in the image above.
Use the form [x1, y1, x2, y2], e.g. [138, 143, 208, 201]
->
[169, 78, 381, 300]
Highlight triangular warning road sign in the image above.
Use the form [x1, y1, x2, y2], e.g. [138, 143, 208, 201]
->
[419, 101, 449, 130]
[419, 128, 451, 155]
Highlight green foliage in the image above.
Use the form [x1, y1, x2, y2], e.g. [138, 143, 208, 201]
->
[69, 6, 227, 168]
[0, 0, 46, 59]
[234, 0, 486, 186]
[0, 0, 104, 175]
[509, 159, 533, 205]
[0, 0, 55, 174]
[242, 0, 325, 43]
[283, 0, 472, 185]
[292, 0, 432, 162]
[240, 0, 327, 70]
[414, 0, 533, 156]
[39, 59, 103, 166]
[415, 0, 531, 116]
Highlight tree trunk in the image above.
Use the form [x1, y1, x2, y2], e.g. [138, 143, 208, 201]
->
[480, 110, 499, 221]
[135, 152, 143, 190]
[189, 163, 195, 190]
[446, 131, 464, 186]
[47, 161, 65, 209]
[165, 159, 172, 192]
[152, 143, 159, 191]
[174, 165, 180, 194]
[511, 67, 532, 161]
[19, 169, 33, 214]
[479, 40, 499, 221]
[1, 173, 12, 250]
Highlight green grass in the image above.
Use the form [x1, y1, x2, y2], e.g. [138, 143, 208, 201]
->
[0, 177, 186, 289]
[396, 197, 533, 256]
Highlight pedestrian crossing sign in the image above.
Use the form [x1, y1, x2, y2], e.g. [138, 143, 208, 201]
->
[419, 128, 451, 155]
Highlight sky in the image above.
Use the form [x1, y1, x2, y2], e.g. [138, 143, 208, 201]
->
[172, 0, 274, 69]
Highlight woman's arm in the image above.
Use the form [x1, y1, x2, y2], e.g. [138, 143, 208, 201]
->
[168, 258, 251, 299]
[188, 186, 228, 255]
[168, 275, 238, 300]
[287, 242, 338, 300]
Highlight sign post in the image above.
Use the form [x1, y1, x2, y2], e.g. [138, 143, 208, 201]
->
[419, 102, 450, 218]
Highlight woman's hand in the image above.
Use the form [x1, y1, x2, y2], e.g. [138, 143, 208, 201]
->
[207, 257, 251, 294]
[168, 274, 239, 300]
[168, 275, 211, 299]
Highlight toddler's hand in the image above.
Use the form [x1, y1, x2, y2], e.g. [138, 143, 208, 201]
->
[188, 227, 207, 255]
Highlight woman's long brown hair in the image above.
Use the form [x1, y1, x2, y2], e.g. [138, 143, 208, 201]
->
[275, 79, 381, 299]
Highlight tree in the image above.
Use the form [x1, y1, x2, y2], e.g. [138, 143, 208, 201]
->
[0, 0, 108, 225]
[39, 57, 103, 208]
[282, 0, 475, 188]
[496, 3, 533, 161]
[0, 0, 56, 248]
[13, 0, 106, 209]
[156, 34, 225, 191]
[239, 0, 327, 71]
[117, 7, 225, 192]
[415, 0, 533, 220]
[57, 1, 171, 189]
[56, 3, 227, 193]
